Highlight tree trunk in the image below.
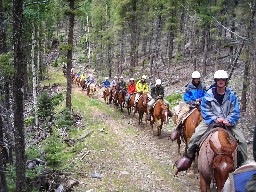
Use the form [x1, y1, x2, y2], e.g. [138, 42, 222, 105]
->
[66, 0, 75, 111]
[13, 0, 26, 191]
[241, 48, 249, 112]
[31, 24, 39, 128]
[129, 0, 137, 75]
[202, 27, 209, 77]
[0, 114, 8, 192]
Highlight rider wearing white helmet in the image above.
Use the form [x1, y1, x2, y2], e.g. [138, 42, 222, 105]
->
[133, 75, 149, 113]
[126, 78, 136, 106]
[175, 70, 247, 174]
[147, 79, 171, 120]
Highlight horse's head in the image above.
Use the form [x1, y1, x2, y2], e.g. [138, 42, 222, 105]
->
[142, 93, 148, 106]
[209, 128, 237, 189]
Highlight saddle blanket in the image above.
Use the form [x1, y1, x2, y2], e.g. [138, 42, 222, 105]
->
[229, 166, 256, 192]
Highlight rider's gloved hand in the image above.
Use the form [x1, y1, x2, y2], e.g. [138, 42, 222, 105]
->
[216, 118, 224, 124]
[222, 120, 231, 126]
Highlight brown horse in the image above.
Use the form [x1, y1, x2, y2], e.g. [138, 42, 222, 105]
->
[135, 93, 149, 124]
[198, 127, 237, 192]
[109, 86, 117, 104]
[80, 78, 87, 91]
[104, 87, 110, 104]
[150, 99, 173, 136]
[171, 105, 202, 155]
[117, 89, 126, 112]
[127, 93, 136, 115]
[75, 76, 81, 87]
[63, 68, 67, 76]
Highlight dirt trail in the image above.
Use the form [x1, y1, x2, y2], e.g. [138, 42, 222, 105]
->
[71, 85, 200, 191]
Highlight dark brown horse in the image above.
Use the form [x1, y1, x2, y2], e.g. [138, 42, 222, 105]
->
[171, 105, 202, 155]
[117, 89, 126, 112]
[63, 68, 67, 76]
[109, 86, 117, 104]
[150, 99, 173, 136]
[198, 127, 237, 192]
[80, 78, 87, 91]
[127, 93, 136, 115]
[104, 87, 110, 104]
[135, 93, 149, 124]
[75, 76, 81, 87]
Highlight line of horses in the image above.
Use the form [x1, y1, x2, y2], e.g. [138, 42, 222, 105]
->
[64, 70, 252, 191]
[103, 87, 173, 137]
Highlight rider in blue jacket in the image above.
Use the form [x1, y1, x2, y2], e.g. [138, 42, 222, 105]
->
[102, 77, 111, 97]
[183, 71, 206, 105]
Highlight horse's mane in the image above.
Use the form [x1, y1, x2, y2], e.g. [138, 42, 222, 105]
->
[210, 128, 237, 155]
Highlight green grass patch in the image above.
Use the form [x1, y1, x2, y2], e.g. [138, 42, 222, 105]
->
[165, 93, 183, 108]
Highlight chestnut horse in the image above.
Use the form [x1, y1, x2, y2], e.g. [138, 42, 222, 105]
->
[104, 87, 110, 104]
[75, 76, 81, 87]
[63, 68, 67, 76]
[117, 89, 126, 112]
[135, 93, 149, 124]
[80, 78, 87, 91]
[198, 127, 237, 192]
[150, 99, 173, 136]
[127, 93, 136, 115]
[109, 86, 117, 104]
[171, 105, 202, 155]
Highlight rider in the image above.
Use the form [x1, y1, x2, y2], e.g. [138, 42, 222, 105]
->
[133, 75, 149, 113]
[175, 70, 248, 173]
[86, 74, 95, 87]
[175, 71, 206, 125]
[102, 77, 111, 98]
[115, 76, 126, 102]
[126, 78, 136, 106]
[147, 79, 170, 121]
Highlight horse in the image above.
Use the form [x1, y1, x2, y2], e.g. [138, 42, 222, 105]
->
[117, 89, 126, 112]
[198, 127, 237, 192]
[127, 93, 136, 115]
[71, 73, 76, 82]
[103, 87, 110, 104]
[135, 92, 149, 125]
[150, 99, 173, 136]
[63, 68, 67, 76]
[109, 86, 117, 104]
[87, 83, 96, 97]
[80, 78, 87, 91]
[75, 76, 81, 87]
[171, 104, 202, 155]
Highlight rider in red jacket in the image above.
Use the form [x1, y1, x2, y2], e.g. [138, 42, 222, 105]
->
[126, 78, 136, 106]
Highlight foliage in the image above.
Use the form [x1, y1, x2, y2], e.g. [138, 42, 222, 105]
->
[24, 116, 35, 126]
[42, 129, 72, 170]
[55, 108, 75, 128]
[52, 93, 64, 106]
[38, 91, 54, 121]
[0, 53, 15, 78]
[165, 93, 183, 108]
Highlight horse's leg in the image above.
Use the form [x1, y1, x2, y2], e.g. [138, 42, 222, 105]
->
[177, 136, 181, 156]
[200, 173, 210, 192]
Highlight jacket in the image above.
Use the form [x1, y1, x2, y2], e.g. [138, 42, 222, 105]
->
[200, 87, 240, 126]
[151, 85, 164, 99]
[128, 82, 136, 94]
[136, 80, 149, 93]
[117, 81, 126, 90]
[183, 81, 206, 104]
[103, 80, 111, 88]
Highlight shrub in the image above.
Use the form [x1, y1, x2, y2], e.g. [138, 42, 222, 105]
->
[165, 93, 183, 108]
[38, 91, 54, 121]
[55, 108, 75, 128]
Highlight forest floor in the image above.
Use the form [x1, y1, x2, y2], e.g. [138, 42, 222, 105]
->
[58, 77, 253, 192]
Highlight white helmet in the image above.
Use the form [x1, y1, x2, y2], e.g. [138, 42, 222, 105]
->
[156, 79, 161, 85]
[120, 76, 124, 79]
[214, 70, 228, 79]
[142, 75, 147, 79]
[114, 76, 118, 79]
[130, 78, 134, 81]
[192, 71, 201, 78]
[105, 77, 109, 80]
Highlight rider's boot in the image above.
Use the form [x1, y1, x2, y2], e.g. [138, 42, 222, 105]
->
[133, 102, 138, 113]
[147, 107, 153, 121]
[174, 144, 198, 175]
